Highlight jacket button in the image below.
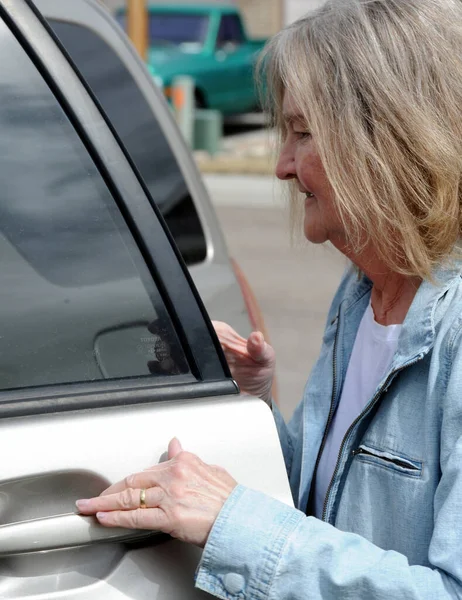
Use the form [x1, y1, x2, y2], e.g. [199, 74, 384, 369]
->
[223, 573, 245, 594]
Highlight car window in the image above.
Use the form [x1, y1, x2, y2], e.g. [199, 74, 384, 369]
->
[49, 20, 207, 266]
[0, 16, 189, 392]
[217, 14, 244, 48]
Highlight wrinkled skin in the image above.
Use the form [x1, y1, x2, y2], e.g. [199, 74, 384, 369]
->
[76, 324, 276, 546]
[76, 438, 237, 548]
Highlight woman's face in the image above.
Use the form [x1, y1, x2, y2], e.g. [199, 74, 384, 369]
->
[275, 91, 345, 246]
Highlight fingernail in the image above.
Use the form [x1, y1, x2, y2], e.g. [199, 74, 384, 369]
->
[76, 499, 89, 510]
[97, 512, 108, 521]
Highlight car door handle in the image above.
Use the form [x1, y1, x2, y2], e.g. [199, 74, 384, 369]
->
[0, 512, 154, 556]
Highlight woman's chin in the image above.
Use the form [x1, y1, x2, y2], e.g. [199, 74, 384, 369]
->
[304, 221, 328, 244]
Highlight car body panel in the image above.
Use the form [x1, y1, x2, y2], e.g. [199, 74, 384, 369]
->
[0, 1, 291, 598]
[0, 395, 292, 599]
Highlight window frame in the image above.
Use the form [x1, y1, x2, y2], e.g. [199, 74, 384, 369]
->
[0, 0, 235, 418]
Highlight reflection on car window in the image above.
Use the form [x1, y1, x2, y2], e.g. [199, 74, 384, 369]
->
[0, 18, 189, 391]
[49, 20, 207, 265]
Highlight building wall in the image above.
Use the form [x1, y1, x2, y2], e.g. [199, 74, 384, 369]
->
[237, 0, 282, 37]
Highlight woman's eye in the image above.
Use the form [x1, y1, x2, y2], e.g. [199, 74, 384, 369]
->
[294, 130, 311, 140]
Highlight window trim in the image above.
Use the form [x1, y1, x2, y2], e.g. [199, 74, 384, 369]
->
[0, 0, 232, 392]
[0, 377, 238, 419]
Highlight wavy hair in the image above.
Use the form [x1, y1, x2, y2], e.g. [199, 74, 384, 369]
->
[258, 0, 462, 279]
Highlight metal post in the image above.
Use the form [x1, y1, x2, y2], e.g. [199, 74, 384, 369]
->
[127, 0, 148, 60]
[172, 76, 195, 147]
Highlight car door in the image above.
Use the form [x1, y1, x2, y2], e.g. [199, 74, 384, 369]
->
[0, 1, 292, 599]
[35, 0, 254, 341]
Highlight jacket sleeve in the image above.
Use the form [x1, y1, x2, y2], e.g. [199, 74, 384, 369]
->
[195, 484, 460, 600]
[194, 327, 462, 600]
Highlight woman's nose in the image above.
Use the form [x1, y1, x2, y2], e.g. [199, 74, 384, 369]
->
[275, 143, 296, 180]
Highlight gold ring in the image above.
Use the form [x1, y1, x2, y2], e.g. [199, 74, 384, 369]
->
[140, 488, 147, 509]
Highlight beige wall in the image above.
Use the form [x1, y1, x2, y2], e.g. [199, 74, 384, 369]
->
[237, 0, 282, 37]
[99, 0, 283, 37]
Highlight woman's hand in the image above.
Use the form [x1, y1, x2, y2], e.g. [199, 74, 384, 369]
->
[76, 438, 237, 548]
[213, 321, 276, 406]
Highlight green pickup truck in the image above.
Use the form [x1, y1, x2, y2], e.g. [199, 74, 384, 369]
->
[116, 3, 267, 115]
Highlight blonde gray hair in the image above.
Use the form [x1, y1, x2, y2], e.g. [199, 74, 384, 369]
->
[259, 0, 462, 279]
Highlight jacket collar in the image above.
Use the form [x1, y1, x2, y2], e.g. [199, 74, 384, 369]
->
[343, 260, 462, 367]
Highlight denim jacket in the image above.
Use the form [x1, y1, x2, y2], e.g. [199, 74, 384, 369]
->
[196, 262, 462, 599]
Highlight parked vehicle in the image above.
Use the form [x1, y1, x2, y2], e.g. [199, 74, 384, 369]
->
[0, 0, 291, 597]
[116, 2, 267, 114]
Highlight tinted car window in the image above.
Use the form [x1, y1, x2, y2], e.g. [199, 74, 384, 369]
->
[0, 17, 189, 391]
[217, 15, 244, 47]
[49, 20, 207, 265]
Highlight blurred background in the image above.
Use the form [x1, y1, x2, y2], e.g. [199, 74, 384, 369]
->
[102, 0, 327, 36]
[98, 0, 344, 421]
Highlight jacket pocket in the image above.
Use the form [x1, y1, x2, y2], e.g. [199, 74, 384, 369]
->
[352, 444, 422, 478]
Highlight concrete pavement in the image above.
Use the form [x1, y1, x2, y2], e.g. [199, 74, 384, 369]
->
[203, 174, 283, 208]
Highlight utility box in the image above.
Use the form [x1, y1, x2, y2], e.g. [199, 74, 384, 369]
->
[171, 76, 222, 155]
[194, 109, 223, 156]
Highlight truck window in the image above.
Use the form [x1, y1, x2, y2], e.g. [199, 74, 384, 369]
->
[217, 14, 244, 48]
[117, 12, 209, 51]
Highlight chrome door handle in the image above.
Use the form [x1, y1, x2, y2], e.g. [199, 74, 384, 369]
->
[0, 512, 153, 555]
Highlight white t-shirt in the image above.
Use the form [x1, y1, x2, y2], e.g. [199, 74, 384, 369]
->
[314, 301, 402, 518]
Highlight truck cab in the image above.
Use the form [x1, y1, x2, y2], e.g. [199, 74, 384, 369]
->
[116, 3, 267, 114]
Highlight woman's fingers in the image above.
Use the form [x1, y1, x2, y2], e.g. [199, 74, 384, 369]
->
[98, 467, 169, 497]
[212, 321, 249, 356]
[167, 437, 183, 459]
[247, 331, 272, 363]
[97, 507, 168, 531]
[213, 321, 272, 364]
[75, 441, 237, 546]
[76, 486, 164, 514]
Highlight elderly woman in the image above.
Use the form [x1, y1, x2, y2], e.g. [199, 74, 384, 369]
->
[76, 0, 462, 597]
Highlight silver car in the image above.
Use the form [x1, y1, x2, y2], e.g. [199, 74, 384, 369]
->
[0, 0, 291, 598]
